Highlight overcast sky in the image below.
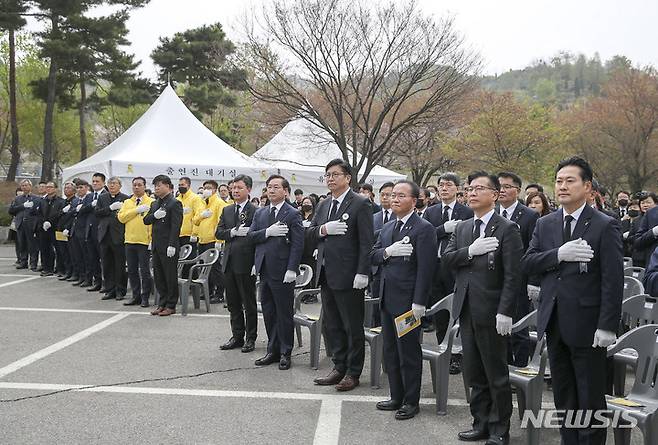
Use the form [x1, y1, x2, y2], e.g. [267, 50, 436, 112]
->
[27, 0, 658, 78]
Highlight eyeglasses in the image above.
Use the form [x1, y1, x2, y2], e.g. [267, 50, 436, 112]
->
[464, 185, 497, 194]
[500, 184, 520, 190]
[266, 185, 284, 191]
[324, 172, 346, 179]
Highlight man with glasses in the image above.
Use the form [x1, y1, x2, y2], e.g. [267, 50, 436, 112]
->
[311, 159, 374, 391]
[443, 171, 523, 445]
[9, 179, 39, 270]
[36, 182, 66, 277]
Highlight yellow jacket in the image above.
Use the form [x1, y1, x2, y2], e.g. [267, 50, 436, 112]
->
[177, 190, 204, 238]
[193, 194, 228, 244]
[117, 194, 154, 245]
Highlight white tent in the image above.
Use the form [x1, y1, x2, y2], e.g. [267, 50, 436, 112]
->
[252, 118, 406, 196]
[62, 85, 273, 193]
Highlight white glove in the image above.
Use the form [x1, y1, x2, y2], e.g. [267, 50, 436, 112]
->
[231, 225, 250, 237]
[557, 238, 593, 262]
[468, 237, 499, 257]
[411, 303, 425, 320]
[42, 221, 51, 231]
[92, 199, 98, 207]
[136, 204, 149, 213]
[592, 329, 616, 348]
[302, 220, 311, 228]
[266, 222, 289, 237]
[23, 201, 34, 208]
[154, 208, 167, 219]
[75, 204, 82, 212]
[323, 220, 348, 235]
[183, 207, 191, 215]
[251, 265, 256, 276]
[109, 201, 123, 211]
[215, 241, 222, 249]
[496, 313, 513, 336]
[353, 273, 369, 289]
[527, 285, 540, 301]
[201, 209, 212, 218]
[385, 240, 414, 257]
[283, 270, 297, 283]
[62, 229, 69, 237]
[190, 236, 198, 243]
[148, 242, 152, 251]
[623, 231, 629, 240]
[312, 249, 318, 260]
[653, 226, 658, 237]
[444, 219, 461, 233]
[62, 204, 71, 213]
[166, 246, 176, 257]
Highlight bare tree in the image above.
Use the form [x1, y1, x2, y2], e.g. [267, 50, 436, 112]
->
[239, 0, 480, 185]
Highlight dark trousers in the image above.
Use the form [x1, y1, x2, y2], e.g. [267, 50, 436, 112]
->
[508, 288, 531, 367]
[100, 238, 128, 295]
[38, 229, 56, 272]
[546, 310, 608, 445]
[179, 236, 197, 278]
[152, 246, 178, 309]
[198, 243, 223, 296]
[70, 236, 88, 281]
[460, 296, 512, 437]
[381, 305, 422, 405]
[126, 244, 152, 303]
[16, 224, 38, 268]
[224, 268, 257, 341]
[260, 275, 295, 356]
[320, 270, 365, 377]
[431, 258, 455, 344]
[86, 230, 102, 283]
[55, 240, 70, 275]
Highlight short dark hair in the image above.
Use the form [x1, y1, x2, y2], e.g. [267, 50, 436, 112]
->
[132, 176, 146, 186]
[438, 172, 460, 187]
[359, 183, 373, 193]
[38, 181, 47, 186]
[379, 182, 395, 192]
[555, 156, 593, 183]
[203, 180, 219, 189]
[617, 190, 630, 198]
[525, 183, 544, 193]
[152, 174, 173, 188]
[394, 180, 420, 199]
[179, 176, 191, 186]
[294, 188, 304, 196]
[325, 158, 352, 176]
[76, 179, 89, 187]
[498, 171, 522, 188]
[219, 184, 229, 191]
[266, 174, 290, 193]
[233, 174, 253, 189]
[467, 170, 501, 191]
[639, 192, 658, 205]
[92, 172, 106, 182]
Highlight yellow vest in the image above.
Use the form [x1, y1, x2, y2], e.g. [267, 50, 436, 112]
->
[117, 194, 154, 245]
[176, 190, 204, 237]
[193, 194, 228, 244]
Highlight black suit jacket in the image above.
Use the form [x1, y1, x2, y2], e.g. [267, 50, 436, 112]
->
[249, 201, 304, 281]
[215, 201, 257, 274]
[70, 194, 93, 239]
[442, 212, 523, 326]
[500, 203, 539, 251]
[424, 201, 474, 255]
[9, 194, 39, 231]
[143, 193, 183, 252]
[309, 190, 374, 289]
[95, 192, 130, 244]
[635, 206, 658, 266]
[56, 197, 75, 232]
[520, 205, 623, 347]
[38, 195, 66, 232]
[79, 189, 107, 240]
[369, 212, 437, 315]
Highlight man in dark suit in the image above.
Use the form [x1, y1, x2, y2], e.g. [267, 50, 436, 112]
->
[248, 175, 304, 370]
[56, 182, 77, 280]
[443, 171, 523, 445]
[9, 179, 39, 270]
[36, 182, 65, 277]
[78, 172, 107, 290]
[645, 246, 658, 297]
[521, 157, 623, 445]
[635, 205, 658, 266]
[68, 181, 93, 286]
[216, 174, 258, 353]
[497, 172, 540, 367]
[311, 159, 374, 391]
[370, 181, 395, 326]
[423, 172, 473, 372]
[370, 180, 437, 420]
[95, 177, 130, 301]
[359, 183, 381, 214]
[143, 175, 183, 316]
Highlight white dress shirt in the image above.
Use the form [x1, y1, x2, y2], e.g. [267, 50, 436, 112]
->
[473, 209, 495, 239]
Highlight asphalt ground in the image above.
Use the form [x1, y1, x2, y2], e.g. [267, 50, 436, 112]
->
[0, 246, 637, 444]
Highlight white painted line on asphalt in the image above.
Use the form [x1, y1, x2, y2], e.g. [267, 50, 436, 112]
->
[0, 313, 130, 379]
[0, 276, 40, 289]
[314, 399, 342, 445]
[0, 306, 245, 319]
[0, 274, 37, 277]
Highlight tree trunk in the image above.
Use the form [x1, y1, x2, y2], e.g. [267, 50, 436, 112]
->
[79, 79, 88, 161]
[6, 29, 20, 182]
[41, 17, 58, 182]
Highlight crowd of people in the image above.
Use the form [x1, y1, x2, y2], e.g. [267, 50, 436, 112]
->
[6, 156, 658, 445]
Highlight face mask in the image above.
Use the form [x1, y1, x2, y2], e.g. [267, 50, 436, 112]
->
[178, 186, 188, 195]
[301, 204, 312, 212]
[429, 192, 436, 200]
[415, 200, 425, 209]
[628, 209, 640, 218]
[202, 189, 213, 198]
[618, 199, 629, 207]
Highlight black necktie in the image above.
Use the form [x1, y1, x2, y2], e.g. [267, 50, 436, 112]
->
[93, 192, 98, 200]
[136, 198, 141, 206]
[442, 206, 450, 223]
[472, 219, 483, 242]
[502, 209, 508, 219]
[393, 219, 404, 242]
[620, 209, 625, 218]
[564, 215, 574, 244]
[383, 210, 390, 224]
[269, 207, 276, 225]
[329, 199, 339, 220]
[235, 204, 240, 223]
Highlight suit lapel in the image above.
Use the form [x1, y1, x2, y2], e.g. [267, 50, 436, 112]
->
[572, 204, 594, 240]
[485, 213, 500, 237]
[551, 209, 564, 248]
[277, 203, 290, 222]
[512, 205, 523, 223]
[335, 191, 354, 219]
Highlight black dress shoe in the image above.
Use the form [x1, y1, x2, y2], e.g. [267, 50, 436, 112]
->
[67, 276, 79, 282]
[101, 292, 116, 301]
[123, 298, 140, 306]
[376, 399, 402, 411]
[79, 281, 92, 288]
[241, 339, 255, 353]
[30, 268, 38, 272]
[72, 280, 84, 286]
[485, 434, 509, 445]
[140, 301, 150, 308]
[279, 355, 291, 370]
[87, 283, 102, 292]
[220, 337, 244, 350]
[15, 264, 28, 270]
[40, 271, 54, 277]
[458, 429, 489, 441]
[255, 353, 280, 366]
[449, 355, 463, 375]
[58, 274, 71, 281]
[395, 404, 419, 420]
[115, 294, 125, 301]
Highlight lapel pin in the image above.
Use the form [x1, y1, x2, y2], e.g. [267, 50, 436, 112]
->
[401, 236, 410, 244]
[340, 213, 349, 222]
